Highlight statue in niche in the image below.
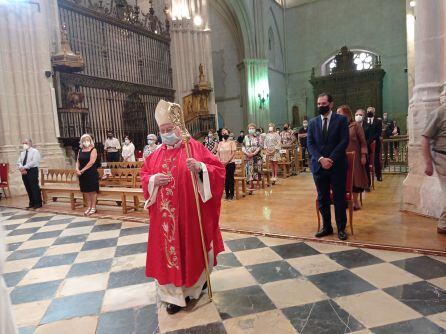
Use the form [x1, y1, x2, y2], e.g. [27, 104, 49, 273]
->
[199, 63, 205, 83]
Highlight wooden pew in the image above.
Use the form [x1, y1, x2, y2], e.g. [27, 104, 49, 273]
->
[278, 148, 292, 178]
[41, 169, 144, 214]
[101, 161, 144, 169]
[233, 151, 247, 200]
[261, 149, 271, 188]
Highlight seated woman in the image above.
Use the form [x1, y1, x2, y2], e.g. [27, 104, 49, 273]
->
[76, 134, 99, 216]
[336, 105, 369, 210]
[337, 105, 368, 210]
[143, 134, 159, 159]
[264, 123, 281, 184]
[121, 136, 136, 162]
[217, 128, 237, 200]
[242, 123, 263, 193]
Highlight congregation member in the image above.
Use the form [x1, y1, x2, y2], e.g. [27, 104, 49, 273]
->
[76, 134, 99, 216]
[143, 134, 159, 159]
[337, 105, 368, 210]
[217, 128, 237, 200]
[203, 129, 218, 154]
[264, 123, 281, 183]
[242, 123, 263, 192]
[140, 100, 225, 315]
[365, 107, 383, 181]
[104, 131, 121, 162]
[307, 93, 349, 240]
[280, 122, 296, 148]
[297, 118, 309, 167]
[17, 139, 42, 209]
[422, 99, 446, 234]
[121, 136, 136, 162]
[237, 131, 245, 144]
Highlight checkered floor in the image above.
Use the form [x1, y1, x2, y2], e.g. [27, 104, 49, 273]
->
[2, 207, 446, 334]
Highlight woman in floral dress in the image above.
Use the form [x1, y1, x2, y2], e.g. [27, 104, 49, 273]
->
[264, 123, 281, 184]
[242, 123, 263, 192]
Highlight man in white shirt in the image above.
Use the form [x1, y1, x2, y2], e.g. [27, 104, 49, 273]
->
[17, 139, 42, 209]
[104, 131, 121, 162]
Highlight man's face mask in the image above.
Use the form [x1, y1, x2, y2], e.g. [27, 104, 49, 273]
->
[161, 131, 180, 145]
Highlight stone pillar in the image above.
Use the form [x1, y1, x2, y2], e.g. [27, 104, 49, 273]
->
[239, 59, 270, 128]
[0, 0, 68, 195]
[170, 0, 216, 116]
[402, 0, 446, 218]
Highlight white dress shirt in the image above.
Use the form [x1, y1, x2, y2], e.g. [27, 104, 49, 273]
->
[17, 147, 41, 169]
[104, 137, 121, 153]
[320, 110, 333, 130]
[368, 117, 374, 124]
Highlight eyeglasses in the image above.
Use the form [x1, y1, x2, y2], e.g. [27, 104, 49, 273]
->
[159, 127, 176, 134]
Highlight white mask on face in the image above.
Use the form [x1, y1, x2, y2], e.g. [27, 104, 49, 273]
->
[147, 139, 154, 145]
[124, 139, 130, 145]
[268, 127, 274, 132]
[355, 115, 363, 123]
[161, 131, 180, 146]
[23, 144, 29, 150]
[303, 122, 308, 128]
[83, 141, 91, 148]
[248, 128, 255, 135]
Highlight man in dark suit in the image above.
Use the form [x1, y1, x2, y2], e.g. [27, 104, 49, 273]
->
[365, 107, 383, 181]
[307, 93, 349, 240]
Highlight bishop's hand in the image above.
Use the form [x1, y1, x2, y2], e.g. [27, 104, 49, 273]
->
[153, 173, 171, 186]
[186, 158, 202, 173]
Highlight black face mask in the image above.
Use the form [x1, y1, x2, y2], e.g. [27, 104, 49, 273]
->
[318, 105, 330, 115]
[284, 127, 289, 131]
[223, 134, 229, 140]
[367, 112, 374, 118]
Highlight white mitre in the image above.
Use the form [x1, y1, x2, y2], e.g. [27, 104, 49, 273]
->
[155, 99, 173, 126]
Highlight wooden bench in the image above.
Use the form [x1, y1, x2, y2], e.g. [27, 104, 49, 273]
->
[101, 161, 144, 169]
[233, 151, 247, 200]
[261, 149, 271, 188]
[41, 169, 144, 214]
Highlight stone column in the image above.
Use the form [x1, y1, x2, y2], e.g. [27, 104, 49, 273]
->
[0, 0, 68, 195]
[239, 59, 270, 128]
[170, 0, 216, 116]
[402, 0, 446, 218]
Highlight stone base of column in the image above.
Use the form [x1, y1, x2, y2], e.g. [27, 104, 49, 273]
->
[402, 100, 445, 219]
[0, 142, 70, 197]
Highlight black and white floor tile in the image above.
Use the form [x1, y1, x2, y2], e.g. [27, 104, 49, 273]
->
[1, 207, 446, 333]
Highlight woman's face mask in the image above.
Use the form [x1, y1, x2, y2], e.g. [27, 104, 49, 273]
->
[124, 139, 130, 145]
[147, 139, 154, 145]
[248, 128, 256, 135]
[355, 115, 363, 123]
[303, 122, 308, 128]
[268, 127, 274, 132]
[161, 131, 180, 146]
[83, 141, 91, 148]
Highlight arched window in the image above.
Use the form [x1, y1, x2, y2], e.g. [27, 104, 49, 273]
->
[324, 50, 379, 75]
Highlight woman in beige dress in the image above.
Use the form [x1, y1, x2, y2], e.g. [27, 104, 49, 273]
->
[337, 105, 368, 210]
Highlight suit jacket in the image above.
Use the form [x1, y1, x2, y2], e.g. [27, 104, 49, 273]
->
[363, 118, 382, 145]
[307, 113, 349, 175]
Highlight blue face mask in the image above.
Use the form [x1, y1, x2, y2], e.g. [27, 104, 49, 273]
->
[161, 132, 180, 146]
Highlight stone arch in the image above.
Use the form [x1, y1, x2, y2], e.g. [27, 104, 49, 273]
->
[268, 6, 284, 70]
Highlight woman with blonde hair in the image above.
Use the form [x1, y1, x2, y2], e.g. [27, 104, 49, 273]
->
[264, 122, 281, 183]
[76, 134, 99, 215]
[242, 123, 263, 192]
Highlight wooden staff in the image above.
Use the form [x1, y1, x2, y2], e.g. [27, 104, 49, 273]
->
[169, 104, 213, 301]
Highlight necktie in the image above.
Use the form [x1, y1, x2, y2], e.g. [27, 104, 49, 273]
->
[23, 150, 28, 166]
[322, 118, 328, 141]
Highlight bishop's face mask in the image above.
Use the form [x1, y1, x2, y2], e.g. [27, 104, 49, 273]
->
[161, 131, 180, 146]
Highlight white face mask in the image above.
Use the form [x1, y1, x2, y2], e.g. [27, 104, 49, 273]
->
[303, 122, 308, 128]
[268, 127, 274, 132]
[248, 128, 255, 135]
[23, 144, 29, 150]
[147, 139, 154, 145]
[355, 115, 363, 123]
[83, 141, 91, 148]
[161, 131, 180, 146]
[124, 139, 130, 145]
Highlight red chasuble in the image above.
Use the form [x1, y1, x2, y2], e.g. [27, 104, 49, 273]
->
[140, 138, 225, 287]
